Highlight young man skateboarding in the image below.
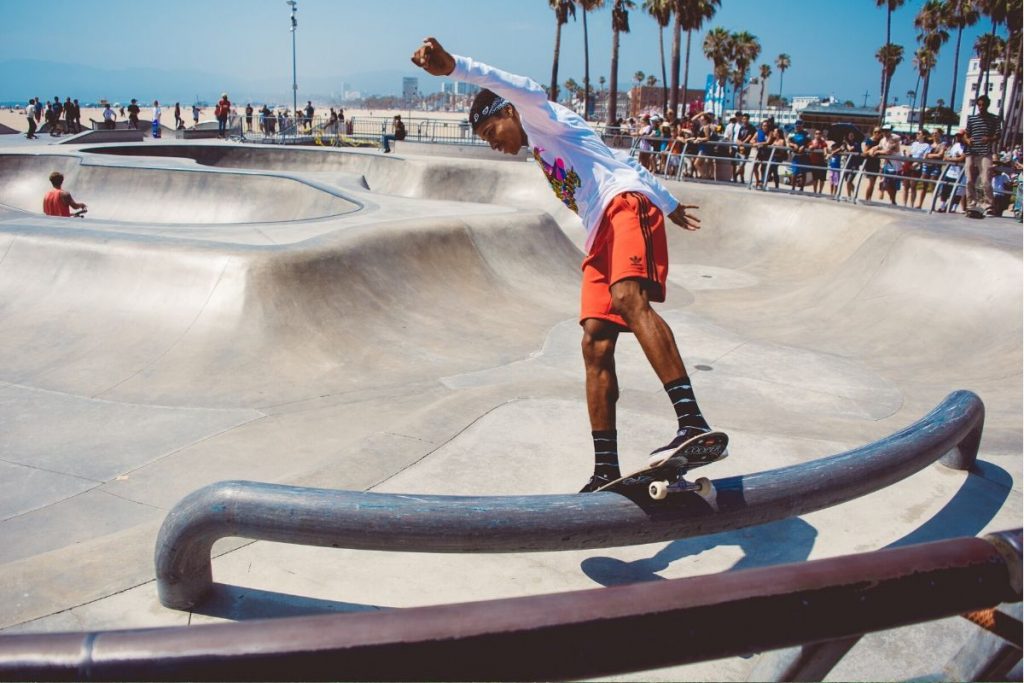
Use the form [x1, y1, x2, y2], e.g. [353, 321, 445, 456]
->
[412, 38, 718, 492]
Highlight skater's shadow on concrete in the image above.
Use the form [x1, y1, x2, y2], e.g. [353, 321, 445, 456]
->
[580, 517, 818, 587]
[191, 583, 385, 621]
[581, 459, 1013, 587]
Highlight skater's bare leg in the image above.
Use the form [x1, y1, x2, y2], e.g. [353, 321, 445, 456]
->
[580, 318, 622, 490]
[609, 279, 685, 383]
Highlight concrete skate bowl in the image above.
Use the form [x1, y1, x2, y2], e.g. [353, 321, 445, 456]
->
[0, 153, 359, 223]
[0, 142, 1020, 681]
[83, 143, 550, 207]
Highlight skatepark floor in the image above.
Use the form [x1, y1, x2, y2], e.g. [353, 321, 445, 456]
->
[0, 138, 1020, 681]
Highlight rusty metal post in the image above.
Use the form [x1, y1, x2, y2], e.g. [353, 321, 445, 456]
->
[1, 531, 1019, 682]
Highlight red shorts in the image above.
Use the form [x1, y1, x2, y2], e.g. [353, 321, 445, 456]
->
[580, 191, 668, 330]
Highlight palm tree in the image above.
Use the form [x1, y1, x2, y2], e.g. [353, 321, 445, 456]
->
[876, 43, 905, 124]
[913, 47, 937, 126]
[774, 53, 791, 98]
[634, 70, 646, 88]
[577, 0, 606, 120]
[548, 0, 576, 102]
[974, 32, 1007, 107]
[643, 0, 673, 113]
[875, 0, 908, 123]
[647, 74, 659, 87]
[974, 0, 1019, 125]
[671, 0, 720, 117]
[703, 27, 733, 114]
[564, 77, 580, 107]
[730, 31, 761, 110]
[758, 64, 772, 110]
[915, 0, 949, 127]
[608, 0, 635, 125]
[940, 0, 980, 124]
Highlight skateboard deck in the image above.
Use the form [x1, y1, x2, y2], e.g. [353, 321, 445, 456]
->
[596, 431, 729, 500]
[965, 208, 985, 219]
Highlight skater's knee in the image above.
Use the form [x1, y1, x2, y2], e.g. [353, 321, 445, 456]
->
[609, 279, 651, 322]
[581, 319, 618, 368]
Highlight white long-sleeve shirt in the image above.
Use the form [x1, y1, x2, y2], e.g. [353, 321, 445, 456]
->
[450, 55, 680, 250]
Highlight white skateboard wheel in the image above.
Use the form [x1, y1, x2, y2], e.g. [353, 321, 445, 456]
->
[695, 477, 713, 496]
[649, 481, 669, 500]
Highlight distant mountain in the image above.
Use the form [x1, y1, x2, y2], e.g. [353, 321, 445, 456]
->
[0, 60, 428, 105]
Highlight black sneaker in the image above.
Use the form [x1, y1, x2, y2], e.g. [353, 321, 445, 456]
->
[579, 473, 617, 493]
[648, 426, 712, 467]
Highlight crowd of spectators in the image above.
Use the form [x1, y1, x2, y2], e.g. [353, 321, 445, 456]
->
[606, 109, 1021, 218]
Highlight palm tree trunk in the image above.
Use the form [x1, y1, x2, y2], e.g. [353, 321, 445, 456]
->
[550, 21, 563, 102]
[670, 13, 681, 115]
[948, 26, 964, 133]
[583, 8, 591, 120]
[659, 26, 668, 113]
[913, 72, 921, 125]
[919, 71, 930, 127]
[880, 7, 893, 125]
[996, 29, 1012, 127]
[759, 79, 765, 111]
[681, 29, 692, 116]
[778, 69, 784, 98]
[609, 27, 620, 124]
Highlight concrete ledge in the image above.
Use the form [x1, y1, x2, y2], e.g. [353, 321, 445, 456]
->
[155, 390, 984, 610]
[59, 129, 144, 144]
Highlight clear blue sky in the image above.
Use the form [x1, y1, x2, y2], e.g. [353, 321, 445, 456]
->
[0, 0, 999, 108]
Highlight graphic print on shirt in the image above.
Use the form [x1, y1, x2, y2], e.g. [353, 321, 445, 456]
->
[533, 146, 581, 213]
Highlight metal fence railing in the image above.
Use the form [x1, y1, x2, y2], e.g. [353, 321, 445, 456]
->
[234, 112, 488, 148]
[618, 133, 1018, 217]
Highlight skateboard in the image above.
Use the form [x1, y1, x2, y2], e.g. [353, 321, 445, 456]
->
[965, 208, 985, 219]
[596, 431, 729, 500]
[71, 208, 87, 218]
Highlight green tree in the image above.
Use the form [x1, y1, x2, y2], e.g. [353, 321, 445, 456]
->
[915, 0, 949, 126]
[940, 0, 980, 123]
[875, 0, 908, 123]
[643, 0, 673, 113]
[775, 53, 791, 98]
[913, 47, 937, 128]
[730, 31, 761, 109]
[758, 63, 772, 110]
[608, 0, 635, 124]
[703, 26, 734, 94]
[671, 0, 720, 116]
[548, 0, 576, 102]
[876, 43, 905, 125]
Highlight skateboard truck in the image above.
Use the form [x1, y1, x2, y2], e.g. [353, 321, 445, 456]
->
[648, 476, 713, 500]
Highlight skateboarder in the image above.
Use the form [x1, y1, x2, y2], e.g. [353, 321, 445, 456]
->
[42, 171, 87, 217]
[412, 37, 718, 492]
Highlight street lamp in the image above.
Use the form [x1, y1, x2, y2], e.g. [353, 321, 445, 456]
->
[287, 0, 298, 134]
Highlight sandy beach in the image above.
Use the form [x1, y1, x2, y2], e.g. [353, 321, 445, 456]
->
[0, 104, 469, 136]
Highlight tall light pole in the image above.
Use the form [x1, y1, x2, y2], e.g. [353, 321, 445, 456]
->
[287, 0, 298, 130]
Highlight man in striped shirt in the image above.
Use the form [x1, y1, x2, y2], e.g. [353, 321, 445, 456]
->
[963, 94, 1002, 216]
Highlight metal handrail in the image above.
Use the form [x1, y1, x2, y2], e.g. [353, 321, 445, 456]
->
[1, 530, 1019, 681]
[155, 390, 984, 610]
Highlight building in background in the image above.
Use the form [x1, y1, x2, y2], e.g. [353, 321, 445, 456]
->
[402, 77, 419, 106]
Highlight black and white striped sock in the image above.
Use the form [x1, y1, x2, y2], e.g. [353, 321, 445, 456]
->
[665, 377, 711, 434]
[592, 430, 620, 479]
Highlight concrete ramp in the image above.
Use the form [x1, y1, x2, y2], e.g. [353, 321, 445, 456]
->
[0, 141, 1020, 681]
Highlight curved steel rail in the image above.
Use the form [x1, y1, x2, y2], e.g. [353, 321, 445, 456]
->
[156, 390, 984, 609]
[5, 530, 1019, 681]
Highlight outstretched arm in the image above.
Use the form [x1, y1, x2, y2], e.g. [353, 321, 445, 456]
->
[410, 37, 455, 76]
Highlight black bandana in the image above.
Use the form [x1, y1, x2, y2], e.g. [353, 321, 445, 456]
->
[471, 96, 511, 131]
